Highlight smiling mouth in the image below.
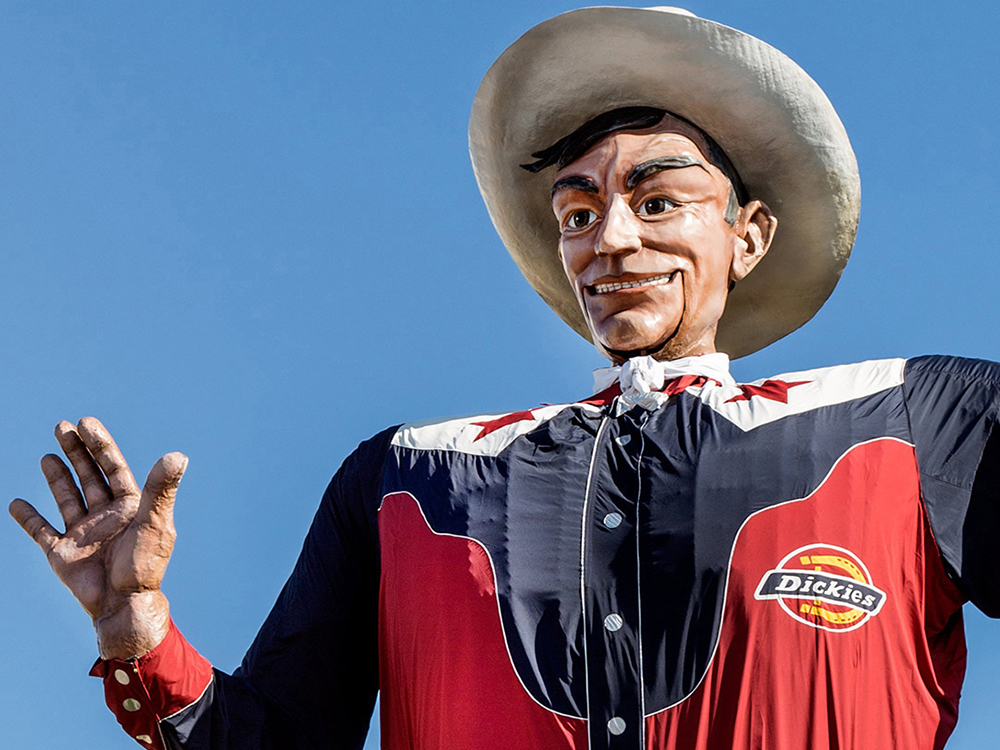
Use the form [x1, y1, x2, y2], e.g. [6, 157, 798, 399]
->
[589, 271, 678, 295]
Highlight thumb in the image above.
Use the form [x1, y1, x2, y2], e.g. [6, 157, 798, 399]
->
[135, 452, 188, 531]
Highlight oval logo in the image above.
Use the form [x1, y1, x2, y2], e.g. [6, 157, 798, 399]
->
[754, 543, 887, 632]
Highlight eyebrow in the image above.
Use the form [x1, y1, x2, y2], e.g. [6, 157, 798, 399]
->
[625, 156, 708, 190]
[550, 176, 599, 198]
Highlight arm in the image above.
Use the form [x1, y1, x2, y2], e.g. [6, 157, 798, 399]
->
[903, 355, 1000, 616]
[11, 418, 394, 749]
[159, 427, 392, 748]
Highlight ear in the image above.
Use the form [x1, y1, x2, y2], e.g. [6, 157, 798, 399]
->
[730, 200, 777, 282]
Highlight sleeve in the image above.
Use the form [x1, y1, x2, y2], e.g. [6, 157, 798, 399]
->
[90, 426, 400, 749]
[903, 355, 1000, 617]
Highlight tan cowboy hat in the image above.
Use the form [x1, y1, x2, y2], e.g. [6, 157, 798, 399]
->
[469, 6, 860, 358]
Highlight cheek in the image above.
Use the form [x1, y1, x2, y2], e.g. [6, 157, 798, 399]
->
[558, 238, 592, 287]
[683, 257, 734, 325]
[676, 229, 736, 288]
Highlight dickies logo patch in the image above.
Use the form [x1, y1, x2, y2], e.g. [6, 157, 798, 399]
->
[754, 544, 886, 632]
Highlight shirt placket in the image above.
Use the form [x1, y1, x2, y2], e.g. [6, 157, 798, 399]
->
[582, 403, 646, 750]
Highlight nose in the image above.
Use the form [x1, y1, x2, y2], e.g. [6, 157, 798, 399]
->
[596, 195, 641, 256]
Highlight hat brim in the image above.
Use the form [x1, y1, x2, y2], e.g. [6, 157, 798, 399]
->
[469, 6, 860, 358]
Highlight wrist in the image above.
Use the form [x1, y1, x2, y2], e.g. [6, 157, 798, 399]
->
[95, 590, 171, 660]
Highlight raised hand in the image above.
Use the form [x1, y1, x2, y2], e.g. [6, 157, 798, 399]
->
[9, 417, 187, 660]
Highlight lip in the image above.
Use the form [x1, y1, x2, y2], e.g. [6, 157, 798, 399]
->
[586, 271, 679, 295]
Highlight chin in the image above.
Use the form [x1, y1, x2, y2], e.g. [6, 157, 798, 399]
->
[593, 315, 678, 359]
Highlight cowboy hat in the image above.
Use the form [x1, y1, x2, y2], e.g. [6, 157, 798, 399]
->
[469, 6, 860, 358]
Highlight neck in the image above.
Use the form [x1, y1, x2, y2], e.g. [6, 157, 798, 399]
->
[604, 345, 717, 365]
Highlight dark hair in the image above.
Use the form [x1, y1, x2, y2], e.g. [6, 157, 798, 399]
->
[521, 106, 749, 220]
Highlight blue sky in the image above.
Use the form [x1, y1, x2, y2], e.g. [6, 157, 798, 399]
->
[1, 2, 997, 748]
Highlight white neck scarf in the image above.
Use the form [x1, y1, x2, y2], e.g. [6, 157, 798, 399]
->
[593, 352, 735, 396]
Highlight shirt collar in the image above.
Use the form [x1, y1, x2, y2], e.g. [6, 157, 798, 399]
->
[592, 352, 735, 397]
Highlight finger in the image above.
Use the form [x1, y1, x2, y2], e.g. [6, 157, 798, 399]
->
[54, 420, 112, 510]
[136, 452, 188, 532]
[9, 499, 61, 554]
[40, 453, 87, 529]
[76, 417, 140, 500]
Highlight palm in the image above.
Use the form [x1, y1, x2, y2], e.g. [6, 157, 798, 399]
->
[48, 496, 140, 617]
[10, 417, 186, 656]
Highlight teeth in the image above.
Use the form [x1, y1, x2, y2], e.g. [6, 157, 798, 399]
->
[592, 272, 676, 294]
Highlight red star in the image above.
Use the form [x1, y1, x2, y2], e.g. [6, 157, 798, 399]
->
[725, 379, 809, 404]
[663, 375, 710, 396]
[470, 409, 537, 441]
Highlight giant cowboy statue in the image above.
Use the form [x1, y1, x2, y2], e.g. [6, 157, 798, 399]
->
[10, 7, 999, 750]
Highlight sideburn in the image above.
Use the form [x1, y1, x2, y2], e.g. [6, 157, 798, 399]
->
[724, 187, 738, 226]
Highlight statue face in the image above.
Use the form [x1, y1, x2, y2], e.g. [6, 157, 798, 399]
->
[551, 116, 775, 362]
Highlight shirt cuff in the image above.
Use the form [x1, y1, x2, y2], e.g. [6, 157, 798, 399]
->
[89, 619, 213, 749]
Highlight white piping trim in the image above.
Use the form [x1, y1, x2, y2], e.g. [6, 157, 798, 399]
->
[378, 490, 585, 720]
[160, 673, 215, 722]
[643, 436, 916, 717]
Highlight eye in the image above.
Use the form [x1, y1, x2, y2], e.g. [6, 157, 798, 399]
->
[637, 197, 674, 216]
[564, 209, 598, 231]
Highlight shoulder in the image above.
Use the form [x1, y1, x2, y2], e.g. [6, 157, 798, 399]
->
[762, 358, 907, 399]
[904, 354, 1000, 385]
[325, 425, 401, 498]
[693, 358, 906, 431]
[901, 355, 1000, 420]
[391, 400, 603, 457]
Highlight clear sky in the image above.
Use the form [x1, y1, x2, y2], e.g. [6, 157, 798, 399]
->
[1, 1, 997, 748]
